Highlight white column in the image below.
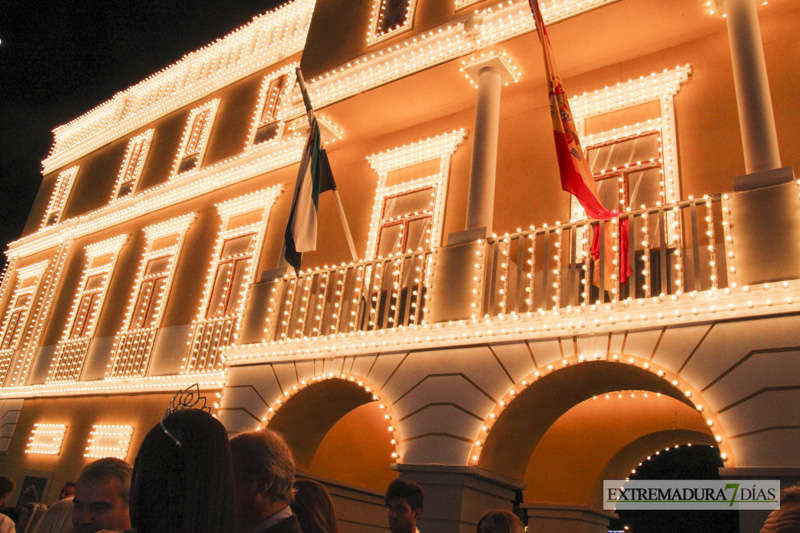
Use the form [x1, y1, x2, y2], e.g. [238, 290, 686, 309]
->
[725, 0, 781, 174]
[465, 66, 502, 234]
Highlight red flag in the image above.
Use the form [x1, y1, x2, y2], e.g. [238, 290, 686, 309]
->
[528, 0, 631, 287]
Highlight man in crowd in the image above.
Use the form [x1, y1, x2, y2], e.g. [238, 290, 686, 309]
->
[230, 429, 301, 533]
[72, 457, 132, 533]
[58, 481, 76, 500]
[385, 478, 424, 533]
[0, 476, 15, 533]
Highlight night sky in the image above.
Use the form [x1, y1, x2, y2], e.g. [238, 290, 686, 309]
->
[0, 0, 287, 252]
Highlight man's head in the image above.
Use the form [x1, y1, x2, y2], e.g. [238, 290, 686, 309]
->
[229, 429, 296, 530]
[59, 481, 76, 500]
[385, 478, 424, 533]
[761, 485, 800, 532]
[73, 457, 132, 533]
[0, 476, 14, 507]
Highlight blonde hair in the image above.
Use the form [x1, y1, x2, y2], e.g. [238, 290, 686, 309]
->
[33, 497, 74, 533]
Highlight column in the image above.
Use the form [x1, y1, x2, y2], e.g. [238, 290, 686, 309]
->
[465, 66, 502, 235]
[724, 0, 781, 175]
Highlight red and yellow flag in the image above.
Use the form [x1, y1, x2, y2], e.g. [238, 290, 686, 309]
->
[528, 0, 631, 286]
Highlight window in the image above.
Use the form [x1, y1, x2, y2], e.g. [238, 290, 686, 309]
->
[85, 425, 133, 459]
[568, 64, 692, 222]
[365, 129, 466, 259]
[0, 261, 49, 382]
[250, 71, 293, 146]
[42, 167, 79, 227]
[376, 187, 436, 257]
[108, 214, 195, 378]
[112, 130, 153, 200]
[25, 424, 67, 455]
[586, 131, 663, 212]
[48, 235, 127, 382]
[368, 0, 417, 44]
[173, 100, 220, 176]
[186, 187, 281, 373]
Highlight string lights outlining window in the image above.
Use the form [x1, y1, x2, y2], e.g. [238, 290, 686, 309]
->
[107, 214, 196, 379]
[365, 129, 467, 259]
[85, 425, 134, 459]
[25, 423, 67, 455]
[48, 235, 128, 383]
[41, 167, 79, 228]
[173, 100, 220, 176]
[248, 66, 298, 147]
[0, 261, 51, 383]
[184, 187, 282, 374]
[111, 130, 154, 201]
[367, 0, 418, 45]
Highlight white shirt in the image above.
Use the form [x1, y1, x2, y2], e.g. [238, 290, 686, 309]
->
[248, 505, 293, 533]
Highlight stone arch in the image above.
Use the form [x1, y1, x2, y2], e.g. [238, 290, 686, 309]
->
[476, 358, 728, 482]
[263, 372, 401, 491]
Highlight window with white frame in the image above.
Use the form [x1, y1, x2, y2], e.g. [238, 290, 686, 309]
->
[42, 167, 79, 227]
[249, 69, 295, 146]
[173, 100, 220, 176]
[25, 423, 67, 455]
[368, 0, 418, 45]
[568, 64, 691, 221]
[186, 187, 281, 373]
[112, 130, 154, 200]
[365, 129, 466, 258]
[108, 214, 195, 378]
[84, 425, 134, 459]
[0, 261, 49, 383]
[48, 235, 127, 382]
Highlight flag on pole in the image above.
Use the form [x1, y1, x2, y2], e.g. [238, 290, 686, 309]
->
[528, 0, 631, 286]
[282, 119, 336, 272]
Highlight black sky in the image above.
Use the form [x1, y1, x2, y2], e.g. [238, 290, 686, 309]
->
[0, 0, 287, 252]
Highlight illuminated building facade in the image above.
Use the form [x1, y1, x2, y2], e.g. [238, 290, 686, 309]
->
[1, 0, 799, 531]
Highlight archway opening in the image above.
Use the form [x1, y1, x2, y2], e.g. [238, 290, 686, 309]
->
[609, 444, 739, 533]
[266, 377, 398, 492]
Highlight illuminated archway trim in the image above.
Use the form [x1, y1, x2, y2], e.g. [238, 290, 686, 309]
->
[259, 372, 403, 463]
[468, 354, 733, 468]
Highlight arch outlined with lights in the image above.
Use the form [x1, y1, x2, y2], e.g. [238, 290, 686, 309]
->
[260, 372, 403, 464]
[470, 354, 733, 472]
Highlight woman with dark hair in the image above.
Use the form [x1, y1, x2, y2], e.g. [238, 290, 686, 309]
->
[130, 407, 237, 533]
[292, 479, 339, 533]
[476, 509, 525, 533]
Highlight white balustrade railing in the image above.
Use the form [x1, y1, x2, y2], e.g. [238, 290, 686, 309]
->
[481, 195, 732, 315]
[267, 250, 433, 341]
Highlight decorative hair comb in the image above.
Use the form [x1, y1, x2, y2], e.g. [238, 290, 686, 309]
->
[160, 383, 211, 447]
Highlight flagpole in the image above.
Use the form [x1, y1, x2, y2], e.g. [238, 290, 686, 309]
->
[295, 67, 359, 263]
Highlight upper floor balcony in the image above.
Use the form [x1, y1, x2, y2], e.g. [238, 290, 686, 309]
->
[229, 177, 800, 365]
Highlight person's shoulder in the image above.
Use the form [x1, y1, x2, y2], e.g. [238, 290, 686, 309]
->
[0, 513, 14, 533]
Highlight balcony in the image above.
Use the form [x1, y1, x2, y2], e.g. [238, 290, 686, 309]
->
[230, 180, 800, 364]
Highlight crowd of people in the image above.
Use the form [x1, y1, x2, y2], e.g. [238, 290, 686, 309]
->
[1, 398, 798, 533]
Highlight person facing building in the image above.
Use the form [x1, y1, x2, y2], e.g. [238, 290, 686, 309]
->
[0, 476, 14, 533]
[230, 429, 302, 533]
[475, 510, 525, 533]
[760, 485, 800, 533]
[385, 478, 424, 533]
[292, 478, 339, 533]
[72, 457, 132, 533]
[129, 408, 237, 533]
